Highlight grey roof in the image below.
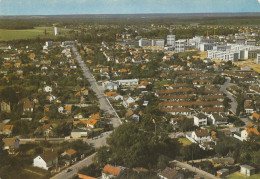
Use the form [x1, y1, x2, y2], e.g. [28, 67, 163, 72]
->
[197, 113, 207, 119]
[240, 165, 255, 170]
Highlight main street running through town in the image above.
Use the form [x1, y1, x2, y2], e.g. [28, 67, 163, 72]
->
[51, 45, 122, 179]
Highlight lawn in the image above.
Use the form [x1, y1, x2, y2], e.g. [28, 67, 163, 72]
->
[154, 81, 171, 89]
[178, 137, 192, 146]
[227, 172, 260, 179]
[0, 26, 71, 41]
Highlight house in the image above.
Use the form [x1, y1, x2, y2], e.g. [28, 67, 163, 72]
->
[158, 167, 184, 179]
[102, 165, 124, 179]
[64, 105, 72, 114]
[194, 113, 208, 127]
[114, 95, 123, 101]
[43, 86, 53, 93]
[251, 113, 260, 121]
[33, 150, 58, 170]
[34, 124, 53, 137]
[122, 96, 135, 108]
[244, 100, 255, 114]
[0, 101, 11, 112]
[74, 113, 83, 119]
[3, 137, 20, 154]
[23, 99, 34, 112]
[58, 106, 64, 113]
[47, 95, 56, 103]
[241, 124, 259, 141]
[191, 129, 211, 143]
[85, 118, 98, 129]
[240, 165, 255, 176]
[1, 124, 14, 136]
[61, 149, 77, 164]
[240, 65, 251, 71]
[208, 113, 228, 125]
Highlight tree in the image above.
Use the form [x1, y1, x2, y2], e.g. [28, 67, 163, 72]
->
[106, 122, 157, 168]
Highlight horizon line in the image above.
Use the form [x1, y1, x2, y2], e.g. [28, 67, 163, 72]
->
[1, 12, 260, 16]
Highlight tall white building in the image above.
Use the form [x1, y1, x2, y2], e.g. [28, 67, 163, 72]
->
[54, 26, 58, 36]
[207, 44, 260, 62]
[167, 35, 175, 47]
[175, 39, 186, 53]
[257, 53, 260, 64]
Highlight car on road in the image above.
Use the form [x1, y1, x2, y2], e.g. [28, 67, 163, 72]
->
[66, 169, 72, 173]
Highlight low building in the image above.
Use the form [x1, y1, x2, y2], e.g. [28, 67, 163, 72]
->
[102, 165, 124, 179]
[117, 79, 139, 87]
[71, 129, 89, 138]
[241, 124, 259, 141]
[33, 150, 58, 170]
[240, 165, 255, 176]
[103, 81, 118, 91]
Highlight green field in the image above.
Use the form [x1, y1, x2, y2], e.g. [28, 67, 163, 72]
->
[178, 137, 192, 146]
[0, 27, 70, 41]
[227, 172, 260, 179]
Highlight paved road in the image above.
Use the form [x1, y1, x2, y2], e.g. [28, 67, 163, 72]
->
[172, 160, 218, 179]
[220, 77, 237, 114]
[72, 46, 121, 128]
[85, 131, 112, 148]
[51, 46, 122, 179]
[51, 153, 96, 179]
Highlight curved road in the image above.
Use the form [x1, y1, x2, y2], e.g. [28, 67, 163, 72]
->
[220, 77, 237, 114]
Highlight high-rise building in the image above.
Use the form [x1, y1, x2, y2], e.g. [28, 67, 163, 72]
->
[257, 53, 260, 64]
[167, 35, 176, 47]
[175, 39, 186, 53]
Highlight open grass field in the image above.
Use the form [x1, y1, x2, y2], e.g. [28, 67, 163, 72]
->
[227, 172, 260, 179]
[178, 137, 192, 146]
[0, 26, 71, 41]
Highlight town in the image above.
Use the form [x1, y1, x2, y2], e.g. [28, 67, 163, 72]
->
[0, 13, 260, 179]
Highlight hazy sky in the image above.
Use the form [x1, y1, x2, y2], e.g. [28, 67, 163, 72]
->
[1, 0, 260, 15]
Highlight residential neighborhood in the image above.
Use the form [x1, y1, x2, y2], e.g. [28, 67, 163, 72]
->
[1, 6, 260, 179]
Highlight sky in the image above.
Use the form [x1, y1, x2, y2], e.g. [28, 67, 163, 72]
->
[1, 0, 260, 15]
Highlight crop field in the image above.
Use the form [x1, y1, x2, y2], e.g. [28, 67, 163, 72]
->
[0, 26, 71, 41]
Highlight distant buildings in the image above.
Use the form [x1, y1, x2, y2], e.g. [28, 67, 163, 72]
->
[207, 44, 260, 62]
[139, 38, 164, 48]
[54, 26, 58, 36]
